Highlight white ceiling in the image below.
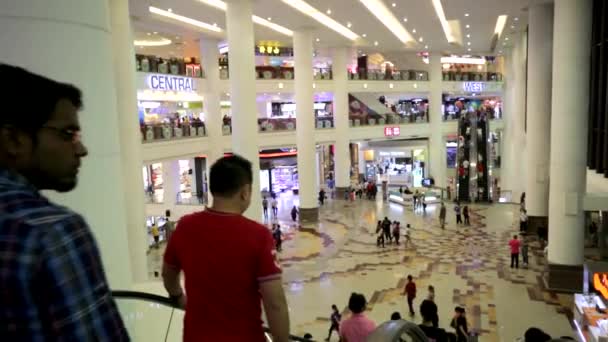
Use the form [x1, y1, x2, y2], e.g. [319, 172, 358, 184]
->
[129, 0, 537, 59]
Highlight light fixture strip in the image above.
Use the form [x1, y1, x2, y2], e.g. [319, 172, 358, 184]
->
[134, 38, 173, 47]
[440, 56, 486, 65]
[197, 0, 293, 36]
[149, 6, 222, 32]
[281, 0, 359, 40]
[494, 15, 508, 37]
[431, 0, 454, 43]
[359, 0, 414, 44]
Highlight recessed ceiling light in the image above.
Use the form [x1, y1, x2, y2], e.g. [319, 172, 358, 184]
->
[419, 37, 423, 42]
[403, 17, 408, 22]
[412, 28, 416, 33]
[267, 17, 272, 21]
[425, 45, 428, 49]
[326, 8, 332, 14]
[466, 34, 470, 38]
[511, 25, 515, 29]
[153, 31, 158, 34]
[392, 3, 396, 7]
[362, 33, 367, 37]
[467, 42, 471, 45]
[374, 41, 379, 46]
[467, 48, 471, 51]
[147, 32, 151, 36]
[134, 38, 173, 46]
[213, 23, 217, 26]
[514, 17, 519, 21]
[347, 22, 352, 28]
[505, 37, 509, 41]
[465, 24, 470, 29]
[316, 38, 320, 42]
[464, 13, 469, 17]
[168, 8, 172, 12]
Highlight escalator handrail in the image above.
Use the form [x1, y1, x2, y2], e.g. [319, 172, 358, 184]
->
[111, 290, 312, 342]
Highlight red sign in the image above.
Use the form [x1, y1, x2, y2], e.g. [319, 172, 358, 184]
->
[384, 126, 401, 137]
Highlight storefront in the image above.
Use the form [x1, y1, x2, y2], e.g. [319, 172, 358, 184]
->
[442, 94, 503, 121]
[142, 160, 196, 204]
[573, 262, 608, 341]
[259, 149, 299, 195]
[362, 147, 427, 188]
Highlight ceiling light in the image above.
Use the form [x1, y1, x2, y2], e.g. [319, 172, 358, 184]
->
[153, 32, 158, 34]
[440, 56, 485, 65]
[467, 42, 471, 45]
[316, 38, 320, 42]
[267, 17, 272, 21]
[389, 83, 394, 88]
[464, 13, 469, 17]
[281, 0, 359, 40]
[312, 83, 316, 88]
[149, 6, 222, 32]
[362, 33, 367, 37]
[359, 0, 415, 45]
[505, 37, 509, 41]
[403, 18, 408, 22]
[425, 45, 428, 49]
[467, 48, 471, 51]
[363, 83, 368, 88]
[278, 83, 284, 89]
[196, 0, 293, 36]
[514, 17, 519, 21]
[347, 22, 352, 28]
[412, 29, 416, 33]
[252, 16, 294, 36]
[134, 38, 173, 46]
[213, 22, 218, 26]
[431, 0, 455, 43]
[511, 25, 515, 29]
[326, 8, 332, 14]
[147, 32, 151, 36]
[413, 83, 418, 89]
[419, 37, 423, 42]
[374, 41, 379, 46]
[494, 14, 508, 38]
[168, 8, 173, 12]
[465, 24, 470, 29]
[466, 34, 470, 38]
[392, 3, 396, 7]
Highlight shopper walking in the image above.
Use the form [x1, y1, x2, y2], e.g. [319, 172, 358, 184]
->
[262, 196, 269, 219]
[325, 304, 341, 341]
[319, 189, 326, 205]
[403, 275, 417, 316]
[162, 155, 290, 341]
[393, 221, 401, 245]
[520, 209, 528, 233]
[404, 224, 413, 246]
[271, 196, 279, 217]
[340, 293, 376, 342]
[382, 217, 392, 244]
[291, 206, 299, 222]
[509, 235, 521, 269]
[273, 225, 283, 252]
[463, 205, 470, 225]
[152, 223, 160, 248]
[454, 202, 463, 225]
[0, 65, 128, 340]
[521, 239, 529, 267]
[450, 307, 469, 342]
[439, 202, 447, 229]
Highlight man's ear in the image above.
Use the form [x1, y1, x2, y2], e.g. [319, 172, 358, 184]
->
[0, 125, 30, 157]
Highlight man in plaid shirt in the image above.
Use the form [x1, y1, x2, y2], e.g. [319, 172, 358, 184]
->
[0, 65, 129, 340]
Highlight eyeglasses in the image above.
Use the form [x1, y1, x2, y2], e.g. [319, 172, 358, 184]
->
[41, 126, 82, 144]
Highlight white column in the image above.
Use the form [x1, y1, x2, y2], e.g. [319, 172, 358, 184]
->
[525, 3, 553, 217]
[294, 30, 318, 212]
[358, 143, 366, 176]
[226, 0, 262, 220]
[332, 47, 351, 189]
[0, 0, 132, 287]
[200, 39, 223, 205]
[512, 32, 528, 199]
[548, 0, 592, 266]
[108, 0, 148, 282]
[502, 50, 515, 193]
[162, 160, 181, 206]
[428, 54, 446, 187]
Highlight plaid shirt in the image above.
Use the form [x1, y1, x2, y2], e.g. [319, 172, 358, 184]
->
[0, 168, 129, 341]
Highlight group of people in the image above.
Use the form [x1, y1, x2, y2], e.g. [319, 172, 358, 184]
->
[375, 217, 411, 248]
[323, 276, 471, 342]
[262, 194, 279, 219]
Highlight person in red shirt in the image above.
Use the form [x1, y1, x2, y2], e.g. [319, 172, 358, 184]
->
[403, 275, 417, 316]
[509, 235, 521, 269]
[162, 155, 290, 342]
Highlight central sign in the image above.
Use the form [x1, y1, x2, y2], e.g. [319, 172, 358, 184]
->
[384, 126, 401, 137]
[462, 82, 484, 93]
[147, 74, 196, 92]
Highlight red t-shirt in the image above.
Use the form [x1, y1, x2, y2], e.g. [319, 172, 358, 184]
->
[405, 282, 416, 298]
[509, 239, 521, 254]
[164, 209, 282, 342]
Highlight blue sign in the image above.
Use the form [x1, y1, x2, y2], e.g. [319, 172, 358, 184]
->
[462, 82, 484, 93]
[147, 74, 196, 92]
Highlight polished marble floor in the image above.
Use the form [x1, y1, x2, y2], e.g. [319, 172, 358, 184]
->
[143, 194, 575, 341]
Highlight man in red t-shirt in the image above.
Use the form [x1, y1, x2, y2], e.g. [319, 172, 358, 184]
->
[509, 235, 521, 269]
[403, 275, 417, 317]
[162, 155, 290, 342]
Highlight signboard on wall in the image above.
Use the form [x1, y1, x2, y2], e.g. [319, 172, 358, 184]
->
[147, 74, 196, 92]
[462, 82, 485, 93]
[384, 126, 401, 137]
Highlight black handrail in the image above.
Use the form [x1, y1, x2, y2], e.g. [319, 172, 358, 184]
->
[112, 290, 312, 342]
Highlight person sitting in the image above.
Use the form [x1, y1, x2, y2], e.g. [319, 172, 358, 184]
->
[340, 293, 376, 342]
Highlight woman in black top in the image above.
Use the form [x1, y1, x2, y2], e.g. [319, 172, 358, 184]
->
[450, 307, 469, 342]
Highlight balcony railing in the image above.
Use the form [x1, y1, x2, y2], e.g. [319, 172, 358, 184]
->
[141, 124, 207, 143]
[219, 67, 333, 80]
[349, 69, 429, 81]
[442, 71, 503, 82]
[350, 112, 428, 126]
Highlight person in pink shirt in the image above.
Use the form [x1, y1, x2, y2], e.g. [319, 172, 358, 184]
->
[340, 293, 376, 342]
[509, 235, 521, 269]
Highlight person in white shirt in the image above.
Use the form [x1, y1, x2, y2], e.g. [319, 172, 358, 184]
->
[520, 209, 528, 233]
[271, 197, 279, 217]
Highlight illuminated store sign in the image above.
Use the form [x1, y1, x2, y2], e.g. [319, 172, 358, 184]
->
[462, 82, 484, 93]
[594, 273, 608, 299]
[147, 74, 196, 92]
[384, 126, 401, 137]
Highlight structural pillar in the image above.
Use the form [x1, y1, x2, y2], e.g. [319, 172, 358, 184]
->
[109, 0, 149, 282]
[226, 0, 262, 220]
[547, 0, 592, 292]
[0, 0, 135, 287]
[502, 49, 515, 196]
[294, 30, 319, 222]
[332, 47, 351, 198]
[162, 160, 181, 207]
[200, 38, 223, 206]
[525, 3, 553, 233]
[428, 54, 446, 188]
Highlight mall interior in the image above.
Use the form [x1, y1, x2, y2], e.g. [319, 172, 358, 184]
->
[4, 0, 608, 340]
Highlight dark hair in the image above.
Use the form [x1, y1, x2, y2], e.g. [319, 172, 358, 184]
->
[303, 333, 313, 340]
[209, 155, 253, 196]
[407, 275, 413, 281]
[0, 64, 82, 134]
[420, 299, 438, 323]
[524, 327, 551, 342]
[348, 293, 366, 314]
[390, 312, 402, 320]
[331, 304, 338, 310]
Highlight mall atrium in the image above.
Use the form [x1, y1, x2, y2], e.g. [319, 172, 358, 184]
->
[2, 0, 608, 340]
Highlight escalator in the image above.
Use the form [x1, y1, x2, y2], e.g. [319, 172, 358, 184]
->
[456, 114, 471, 202]
[476, 115, 491, 202]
